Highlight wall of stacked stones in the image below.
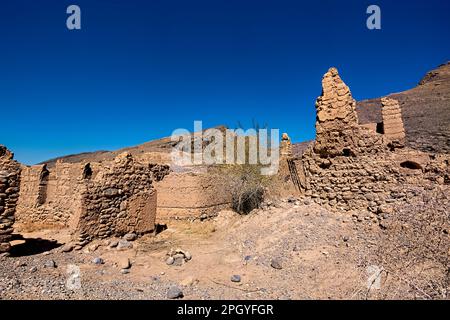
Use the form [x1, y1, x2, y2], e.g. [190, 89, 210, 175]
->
[299, 148, 449, 213]
[75, 154, 170, 244]
[0, 146, 21, 252]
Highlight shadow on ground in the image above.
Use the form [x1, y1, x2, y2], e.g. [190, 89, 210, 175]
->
[9, 235, 62, 257]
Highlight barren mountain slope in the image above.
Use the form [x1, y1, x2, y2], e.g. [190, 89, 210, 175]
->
[357, 62, 450, 154]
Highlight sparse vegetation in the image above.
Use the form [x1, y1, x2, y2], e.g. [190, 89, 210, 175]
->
[371, 188, 450, 300]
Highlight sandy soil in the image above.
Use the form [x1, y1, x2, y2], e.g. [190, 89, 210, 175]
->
[0, 198, 380, 300]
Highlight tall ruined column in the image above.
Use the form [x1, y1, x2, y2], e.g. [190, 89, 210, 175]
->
[280, 133, 293, 158]
[0, 146, 21, 253]
[314, 67, 359, 157]
[381, 97, 406, 143]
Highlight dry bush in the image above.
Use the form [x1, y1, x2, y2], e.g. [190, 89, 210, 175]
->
[224, 164, 268, 214]
[371, 188, 449, 299]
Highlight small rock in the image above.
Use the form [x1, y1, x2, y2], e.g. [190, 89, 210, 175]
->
[119, 257, 131, 269]
[343, 236, 350, 242]
[270, 258, 282, 270]
[167, 285, 184, 299]
[108, 240, 119, 248]
[184, 251, 192, 261]
[117, 240, 133, 250]
[180, 276, 196, 286]
[61, 243, 74, 253]
[231, 275, 241, 283]
[92, 257, 104, 265]
[165, 256, 174, 265]
[173, 253, 184, 260]
[173, 256, 184, 266]
[44, 260, 56, 268]
[29, 266, 38, 273]
[123, 233, 137, 241]
[120, 269, 130, 274]
[89, 243, 100, 252]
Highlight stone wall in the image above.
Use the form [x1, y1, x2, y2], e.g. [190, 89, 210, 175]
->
[75, 153, 169, 244]
[0, 146, 21, 252]
[297, 68, 449, 213]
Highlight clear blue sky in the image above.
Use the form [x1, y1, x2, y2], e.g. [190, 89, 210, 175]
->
[1, 0, 449, 164]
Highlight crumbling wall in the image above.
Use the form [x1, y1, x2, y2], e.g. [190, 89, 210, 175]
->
[0, 146, 21, 252]
[298, 68, 449, 213]
[381, 97, 406, 142]
[154, 171, 231, 222]
[16, 161, 86, 230]
[75, 153, 169, 244]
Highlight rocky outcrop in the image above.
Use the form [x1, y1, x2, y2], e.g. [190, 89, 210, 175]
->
[357, 62, 450, 154]
[0, 146, 21, 252]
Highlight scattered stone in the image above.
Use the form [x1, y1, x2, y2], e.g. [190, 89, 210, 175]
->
[88, 243, 100, 252]
[343, 236, 350, 242]
[108, 239, 119, 248]
[92, 257, 104, 265]
[165, 256, 174, 265]
[61, 243, 74, 253]
[270, 258, 283, 270]
[184, 251, 192, 261]
[119, 257, 131, 269]
[44, 260, 56, 268]
[167, 285, 184, 299]
[116, 240, 133, 250]
[231, 275, 241, 283]
[120, 269, 130, 274]
[166, 248, 192, 266]
[123, 233, 137, 241]
[29, 266, 38, 273]
[180, 276, 197, 286]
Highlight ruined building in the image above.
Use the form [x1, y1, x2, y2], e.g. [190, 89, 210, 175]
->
[15, 152, 170, 245]
[0, 146, 21, 252]
[292, 67, 449, 212]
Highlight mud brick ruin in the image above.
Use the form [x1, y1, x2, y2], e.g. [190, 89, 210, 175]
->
[1, 66, 448, 253]
[291, 67, 449, 212]
[0, 146, 21, 252]
[15, 152, 170, 246]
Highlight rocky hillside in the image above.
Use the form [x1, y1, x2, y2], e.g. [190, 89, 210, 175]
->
[40, 62, 449, 166]
[357, 62, 450, 154]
